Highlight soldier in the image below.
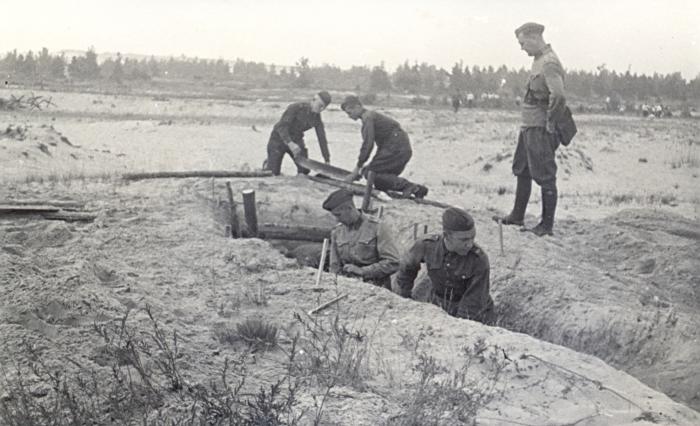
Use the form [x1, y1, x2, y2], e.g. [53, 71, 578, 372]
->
[340, 96, 428, 199]
[397, 207, 495, 325]
[493, 22, 566, 236]
[323, 189, 400, 289]
[264, 91, 332, 175]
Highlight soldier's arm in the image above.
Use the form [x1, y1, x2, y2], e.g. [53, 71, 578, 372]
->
[329, 230, 341, 275]
[358, 221, 400, 279]
[396, 240, 426, 298]
[273, 103, 300, 144]
[357, 113, 376, 167]
[543, 63, 566, 127]
[314, 120, 331, 163]
[456, 254, 491, 320]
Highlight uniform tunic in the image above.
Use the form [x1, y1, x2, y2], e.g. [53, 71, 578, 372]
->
[512, 45, 566, 187]
[266, 102, 329, 175]
[397, 235, 495, 324]
[356, 110, 413, 192]
[330, 214, 400, 289]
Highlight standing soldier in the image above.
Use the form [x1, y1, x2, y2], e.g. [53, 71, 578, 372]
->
[493, 22, 566, 236]
[323, 189, 400, 289]
[397, 207, 495, 325]
[340, 96, 428, 198]
[264, 91, 332, 175]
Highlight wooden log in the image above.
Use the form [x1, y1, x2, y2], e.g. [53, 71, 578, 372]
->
[122, 170, 272, 181]
[0, 205, 60, 214]
[41, 211, 96, 222]
[361, 171, 375, 212]
[294, 157, 352, 180]
[258, 224, 332, 242]
[225, 182, 240, 238]
[242, 189, 258, 236]
[498, 220, 504, 256]
[3, 200, 85, 210]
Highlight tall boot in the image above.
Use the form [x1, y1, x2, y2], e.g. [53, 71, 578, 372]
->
[530, 187, 557, 236]
[493, 176, 531, 226]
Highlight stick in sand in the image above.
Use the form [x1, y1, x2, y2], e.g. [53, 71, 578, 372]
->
[498, 219, 504, 255]
[315, 238, 329, 286]
[308, 293, 349, 315]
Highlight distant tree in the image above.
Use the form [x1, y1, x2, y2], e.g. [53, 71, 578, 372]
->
[369, 64, 392, 97]
[294, 57, 312, 88]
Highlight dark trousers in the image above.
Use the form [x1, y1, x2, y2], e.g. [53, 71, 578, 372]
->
[265, 133, 309, 175]
[511, 127, 559, 191]
[362, 132, 413, 192]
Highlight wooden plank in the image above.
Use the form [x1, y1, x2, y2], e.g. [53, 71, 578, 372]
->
[304, 175, 382, 199]
[122, 170, 273, 181]
[294, 157, 352, 180]
[225, 182, 240, 238]
[361, 171, 375, 212]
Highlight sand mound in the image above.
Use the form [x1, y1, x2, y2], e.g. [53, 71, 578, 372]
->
[0, 122, 125, 181]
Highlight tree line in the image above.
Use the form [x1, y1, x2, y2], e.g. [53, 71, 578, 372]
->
[2, 47, 699, 101]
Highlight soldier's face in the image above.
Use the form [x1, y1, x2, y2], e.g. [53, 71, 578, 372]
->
[443, 231, 474, 255]
[517, 33, 539, 56]
[311, 94, 327, 113]
[331, 204, 360, 226]
[343, 105, 363, 120]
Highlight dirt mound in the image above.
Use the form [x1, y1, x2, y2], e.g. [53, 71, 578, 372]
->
[0, 177, 698, 424]
[0, 122, 125, 181]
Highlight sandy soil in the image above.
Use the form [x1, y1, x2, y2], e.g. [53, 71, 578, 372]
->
[1, 87, 699, 424]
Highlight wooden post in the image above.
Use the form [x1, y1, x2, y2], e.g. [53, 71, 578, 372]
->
[498, 220, 504, 256]
[361, 171, 375, 212]
[413, 223, 418, 241]
[377, 205, 384, 219]
[225, 182, 240, 238]
[224, 225, 232, 237]
[423, 224, 428, 235]
[315, 238, 329, 286]
[242, 189, 258, 237]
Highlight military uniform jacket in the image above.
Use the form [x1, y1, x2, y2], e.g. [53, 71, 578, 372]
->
[329, 214, 400, 280]
[272, 102, 330, 162]
[522, 45, 566, 129]
[357, 110, 411, 167]
[397, 235, 494, 320]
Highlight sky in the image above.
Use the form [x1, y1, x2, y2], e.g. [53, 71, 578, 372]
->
[5, 0, 700, 78]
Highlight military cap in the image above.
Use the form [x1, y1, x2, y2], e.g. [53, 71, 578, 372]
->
[515, 22, 545, 37]
[442, 207, 475, 231]
[318, 90, 332, 106]
[340, 95, 362, 111]
[322, 189, 354, 211]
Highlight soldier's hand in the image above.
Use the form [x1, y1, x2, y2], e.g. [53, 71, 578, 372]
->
[342, 264, 364, 276]
[344, 166, 361, 183]
[546, 121, 556, 134]
[288, 142, 302, 157]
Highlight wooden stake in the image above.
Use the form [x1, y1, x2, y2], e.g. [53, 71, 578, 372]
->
[225, 182, 239, 238]
[377, 205, 384, 219]
[361, 171, 375, 212]
[413, 223, 418, 240]
[242, 189, 258, 237]
[308, 293, 348, 316]
[423, 224, 428, 235]
[498, 219, 504, 256]
[315, 238, 329, 286]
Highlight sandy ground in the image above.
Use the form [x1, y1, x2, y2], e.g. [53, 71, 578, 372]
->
[1, 87, 699, 424]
